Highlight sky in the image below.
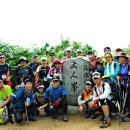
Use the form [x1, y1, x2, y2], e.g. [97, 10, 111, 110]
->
[0, 0, 130, 55]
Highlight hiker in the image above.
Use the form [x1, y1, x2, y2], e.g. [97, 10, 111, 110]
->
[34, 84, 49, 116]
[116, 52, 130, 122]
[103, 53, 120, 100]
[12, 79, 37, 123]
[0, 53, 12, 87]
[78, 81, 98, 119]
[35, 57, 50, 90]
[47, 58, 63, 83]
[76, 49, 83, 58]
[87, 50, 95, 59]
[49, 52, 55, 67]
[14, 56, 34, 85]
[62, 48, 72, 61]
[90, 72, 117, 128]
[0, 76, 12, 124]
[29, 53, 41, 76]
[44, 76, 68, 122]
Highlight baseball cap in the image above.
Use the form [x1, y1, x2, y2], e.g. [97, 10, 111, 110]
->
[32, 53, 38, 58]
[76, 49, 82, 53]
[92, 72, 101, 79]
[66, 48, 71, 52]
[37, 85, 44, 89]
[87, 50, 94, 55]
[52, 76, 60, 82]
[49, 52, 55, 56]
[85, 81, 92, 85]
[42, 57, 47, 61]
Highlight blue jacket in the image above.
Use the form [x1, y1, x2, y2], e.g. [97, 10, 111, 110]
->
[44, 85, 67, 103]
[13, 86, 34, 110]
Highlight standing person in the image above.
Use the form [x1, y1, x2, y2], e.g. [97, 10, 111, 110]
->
[14, 57, 34, 85]
[116, 52, 130, 122]
[90, 72, 116, 128]
[0, 54, 12, 87]
[29, 53, 41, 76]
[49, 52, 55, 67]
[0, 76, 12, 124]
[62, 48, 72, 61]
[44, 76, 68, 122]
[35, 57, 50, 90]
[76, 49, 83, 58]
[47, 58, 62, 83]
[12, 79, 37, 123]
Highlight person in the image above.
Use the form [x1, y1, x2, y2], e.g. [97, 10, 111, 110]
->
[47, 58, 62, 83]
[90, 72, 116, 128]
[44, 76, 68, 122]
[76, 49, 83, 58]
[35, 57, 50, 90]
[78, 81, 96, 118]
[14, 56, 34, 85]
[29, 53, 41, 76]
[116, 52, 130, 122]
[62, 48, 72, 61]
[0, 53, 12, 87]
[12, 79, 37, 123]
[0, 76, 12, 124]
[49, 52, 55, 67]
[87, 50, 95, 59]
[103, 47, 111, 55]
[34, 84, 49, 116]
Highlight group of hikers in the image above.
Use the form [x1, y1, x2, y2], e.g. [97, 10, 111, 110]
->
[0, 46, 130, 128]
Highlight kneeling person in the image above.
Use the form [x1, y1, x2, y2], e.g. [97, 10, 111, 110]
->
[44, 76, 68, 122]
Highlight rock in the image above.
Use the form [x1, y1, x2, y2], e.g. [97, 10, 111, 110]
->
[63, 58, 91, 105]
[67, 105, 79, 115]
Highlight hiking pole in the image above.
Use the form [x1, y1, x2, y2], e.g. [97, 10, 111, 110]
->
[119, 77, 129, 125]
[25, 107, 29, 126]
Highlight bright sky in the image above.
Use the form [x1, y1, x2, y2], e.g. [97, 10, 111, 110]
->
[0, 0, 130, 55]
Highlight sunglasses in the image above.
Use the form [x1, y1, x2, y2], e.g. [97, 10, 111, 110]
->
[0, 57, 5, 59]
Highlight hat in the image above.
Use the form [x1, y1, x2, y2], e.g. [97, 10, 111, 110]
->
[49, 52, 55, 56]
[85, 81, 92, 85]
[52, 58, 61, 66]
[116, 52, 128, 60]
[37, 85, 44, 89]
[52, 76, 60, 82]
[104, 47, 111, 52]
[116, 48, 123, 52]
[18, 56, 28, 63]
[76, 49, 82, 53]
[24, 78, 33, 84]
[104, 53, 113, 59]
[32, 53, 38, 58]
[66, 48, 71, 52]
[92, 72, 101, 78]
[42, 57, 47, 61]
[90, 56, 97, 61]
[87, 50, 94, 55]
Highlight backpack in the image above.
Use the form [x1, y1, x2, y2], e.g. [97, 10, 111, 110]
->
[0, 101, 9, 125]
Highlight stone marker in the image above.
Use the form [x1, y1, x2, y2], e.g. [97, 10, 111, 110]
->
[62, 58, 91, 106]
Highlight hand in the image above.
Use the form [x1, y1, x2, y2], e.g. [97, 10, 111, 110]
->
[116, 76, 120, 81]
[52, 100, 60, 107]
[21, 82, 25, 87]
[38, 106, 42, 111]
[25, 103, 30, 107]
[0, 104, 3, 108]
[90, 100, 96, 108]
[6, 76, 10, 81]
[79, 100, 85, 105]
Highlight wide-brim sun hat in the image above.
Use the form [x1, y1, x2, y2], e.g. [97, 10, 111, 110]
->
[52, 58, 61, 66]
[116, 52, 128, 60]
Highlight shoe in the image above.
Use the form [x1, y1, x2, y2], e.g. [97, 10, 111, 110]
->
[51, 113, 57, 119]
[91, 114, 98, 119]
[123, 117, 130, 122]
[100, 118, 111, 128]
[28, 115, 37, 121]
[63, 114, 68, 122]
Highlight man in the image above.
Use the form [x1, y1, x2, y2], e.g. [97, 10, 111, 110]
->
[63, 48, 72, 61]
[76, 49, 83, 58]
[0, 54, 12, 87]
[0, 76, 12, 124]
[49, 52, 55, 67]
[12, 79, 37, 123]
[14, 56, 34, 85]
[44, 76, 68, 122]
[87, 50, 95, 59]
[90, 72, 113, 128]
[29, 53, 41, 76]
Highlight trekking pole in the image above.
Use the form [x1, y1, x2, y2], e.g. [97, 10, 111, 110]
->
[25, 107, 29, 126]
[119, 77, 129, 125]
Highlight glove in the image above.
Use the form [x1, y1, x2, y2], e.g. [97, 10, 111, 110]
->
[52, 100, 60, 107]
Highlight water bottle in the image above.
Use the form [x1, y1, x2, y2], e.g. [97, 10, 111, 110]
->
[26, 98, 30, 104]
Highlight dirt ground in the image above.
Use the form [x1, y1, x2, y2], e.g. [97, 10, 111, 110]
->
[0, 113, 130, 130]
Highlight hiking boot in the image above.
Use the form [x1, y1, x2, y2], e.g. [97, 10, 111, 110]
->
[63, 114, 68, 122]
[28, 115, 37, 121]
[91, 114, 98, 119]
[51, 113, 57, 119]
[100, 118, 111, 128]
